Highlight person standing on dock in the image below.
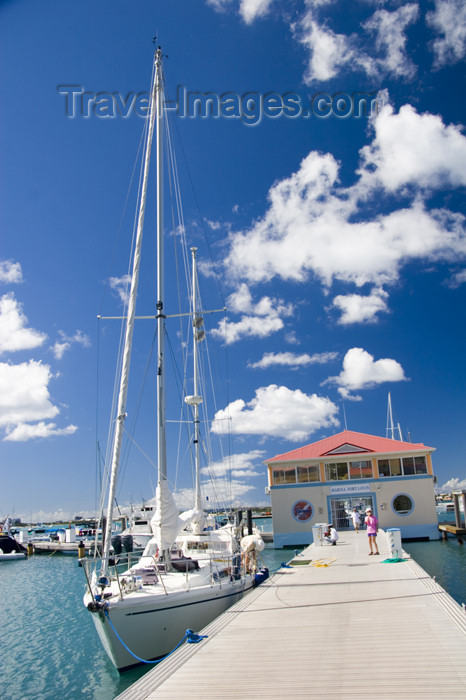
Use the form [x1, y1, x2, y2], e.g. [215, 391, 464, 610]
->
[350, 508, 361, 533]
[365, 508, 379, 555]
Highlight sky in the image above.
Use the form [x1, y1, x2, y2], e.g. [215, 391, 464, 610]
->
[1, 0, 465, 523]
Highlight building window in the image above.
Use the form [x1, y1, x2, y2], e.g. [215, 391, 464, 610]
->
[378, 459, 390, 477]
[325, 460, 372, 481]
[272, 467, 297, 485]
[403, 457, 415, 475]
[392, 493, 414, 515]
[415, 456, 427, 474]
[325, 462, 349, 480]
[377, 456, 427, 477]
[349, 460, 373, 479]
[296, 465, 320, 483]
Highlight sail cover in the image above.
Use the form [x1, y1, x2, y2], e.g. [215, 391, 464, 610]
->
[150, 481, 180, 551]
[178, 508, 205, 535]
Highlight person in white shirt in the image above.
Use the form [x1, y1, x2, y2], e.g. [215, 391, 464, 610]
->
[324, 525, 338, 545]
[350, 508, 361, 533]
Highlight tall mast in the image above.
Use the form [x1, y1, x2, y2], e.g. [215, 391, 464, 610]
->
[386, 392, 394, 439]
[185, 247, 205, 512]
[100, 48, 162, 573]
[155, 49, 166, 490]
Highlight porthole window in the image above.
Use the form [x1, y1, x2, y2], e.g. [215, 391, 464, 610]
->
[392, 493, 414, 516]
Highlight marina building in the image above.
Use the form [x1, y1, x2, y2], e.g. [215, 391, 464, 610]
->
[265, 430, 438, 547]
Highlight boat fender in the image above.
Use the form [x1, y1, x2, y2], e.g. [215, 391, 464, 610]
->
[253, 567, 270, 587]
[87, 599, 108, 613]
[78, 541, 86, 558]
[122, 534, 133, 553]
[111, 535, 122, 555]
[232, 554, 241, 580]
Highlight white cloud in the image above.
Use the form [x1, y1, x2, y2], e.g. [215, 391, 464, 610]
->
[205, 0, 234, 11]
[211, 284, 294, 344]
[205, 0, 273, 23]
[447, 269, 466, 288]
[226, 283, 255, 313]
[240, 0, 274, 24]
[440, 477, 466, 492]
[363, 4, 419, 79]
[0, 260, 23, 284]
[213, 314, 284, 344]
[0, 360, 75, 441]
[332, 288, 389, 325]
[4, 421, 78, 442]
[0, 360, 59, 428]
[200, 450, 265, 478]
[0, 293, 47, 354]
[16, 508, 79, 523]
[223, 104, 466, 296]
[293, 3, 420, 84]
[294, 12, 358, 83]
[427, 0, 466, 67]
[51, 330, 91, 360]
[109, 274, 131, 305]
[249, 350, 338, 369]
[359, 104, 466, 191]
[205, 0, 420, 84]
[173, 450, 264, 509]
[324, 347, 407, 399]
[211, 384, 340, 441]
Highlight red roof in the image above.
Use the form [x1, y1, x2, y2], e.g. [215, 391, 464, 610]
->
[265, 430, 434, 464]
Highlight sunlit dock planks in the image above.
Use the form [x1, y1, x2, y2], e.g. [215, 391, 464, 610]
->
[438, 523, 466, 543]
[116, 531, 466, 699]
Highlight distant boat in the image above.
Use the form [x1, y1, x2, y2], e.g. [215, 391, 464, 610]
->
[0, 533, 27, 561]
[436, 502, 464, 514]
[82, 47, 267, 671]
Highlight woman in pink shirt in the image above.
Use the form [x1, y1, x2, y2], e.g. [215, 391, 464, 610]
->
[365, 508, 379, 555]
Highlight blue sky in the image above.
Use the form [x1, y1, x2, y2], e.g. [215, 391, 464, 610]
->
[1, 0, 465, 523]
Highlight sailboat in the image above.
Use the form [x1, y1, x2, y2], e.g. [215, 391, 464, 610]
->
[82, 47, 267, 671]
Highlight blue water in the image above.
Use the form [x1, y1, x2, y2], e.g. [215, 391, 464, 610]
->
[1, 527, 464, 699]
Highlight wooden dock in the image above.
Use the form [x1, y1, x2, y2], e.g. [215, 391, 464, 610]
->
[438, 524, 466, 543]
[29, 540, 90, 555]
[116, 530, 466, 699]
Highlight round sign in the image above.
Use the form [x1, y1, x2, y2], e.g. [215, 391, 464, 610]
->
[292, 500, 313, 522]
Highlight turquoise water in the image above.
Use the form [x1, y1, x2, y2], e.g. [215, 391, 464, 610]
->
[0, 533, 464, 699]
[403, 538, 466, 606]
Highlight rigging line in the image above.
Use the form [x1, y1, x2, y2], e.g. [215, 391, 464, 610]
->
[97, 57, 156, 316]
[117, 329, 158, 496]
[96, 101, 150, 318]
[121, 426, 158, 470]
[163, 104, 193, 496]
[165, 97, 234, 509]
[97, 62, 157, 523]
[169, 107, 226, 308]
[95, 317, 102, 515]
[164, 325, 194, 491]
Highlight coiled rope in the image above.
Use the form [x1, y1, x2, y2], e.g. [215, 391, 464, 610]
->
[103, 609, 207, 664]
[311, 558, 336, 567]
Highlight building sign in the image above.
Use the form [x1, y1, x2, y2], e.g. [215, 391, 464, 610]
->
[330, 484, 371, 495]
[292, 500, 313, 522]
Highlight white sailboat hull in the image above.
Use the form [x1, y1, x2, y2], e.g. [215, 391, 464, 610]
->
[87, 575, 254, 670]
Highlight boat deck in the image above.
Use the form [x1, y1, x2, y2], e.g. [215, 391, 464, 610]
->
[116, 530, 466, 699]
